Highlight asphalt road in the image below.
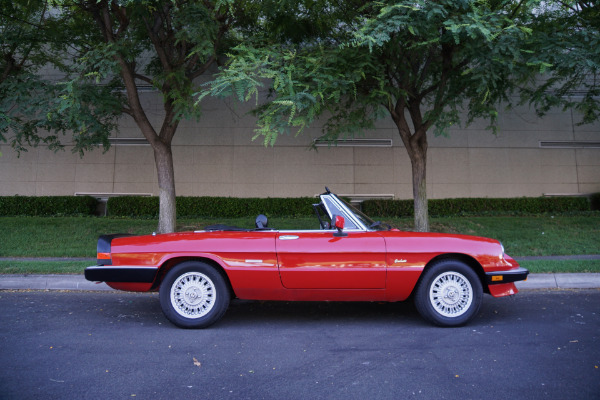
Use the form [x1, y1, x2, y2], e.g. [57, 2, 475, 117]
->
[0, 290, 598, 400]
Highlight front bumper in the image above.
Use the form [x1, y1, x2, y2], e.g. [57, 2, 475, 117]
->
[85, 265, 158, 283]
[485, 267, 529, 285]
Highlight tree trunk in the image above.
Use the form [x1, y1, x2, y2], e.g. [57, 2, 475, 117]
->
[410, 149, 429, 232]
[391, 108, 430, 232]
[153, 140, 176, 234]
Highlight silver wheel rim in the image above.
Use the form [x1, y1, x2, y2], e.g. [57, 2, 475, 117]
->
[429, 271, 473, 318]
[170, 272, 216, 319]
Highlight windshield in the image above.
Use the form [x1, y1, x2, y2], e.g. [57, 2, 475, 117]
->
[337, 196, 389, 231]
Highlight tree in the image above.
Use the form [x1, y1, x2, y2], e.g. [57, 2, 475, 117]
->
[3, 0, 238, 233]
[203, 0, 585, 232]
[63, 0, 239, 233]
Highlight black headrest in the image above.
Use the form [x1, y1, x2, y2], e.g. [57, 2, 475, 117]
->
[255, 214, 268, 229]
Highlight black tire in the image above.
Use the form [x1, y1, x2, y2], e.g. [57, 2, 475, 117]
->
[414, 259, 483, 327]
[159, 261, 230, 329]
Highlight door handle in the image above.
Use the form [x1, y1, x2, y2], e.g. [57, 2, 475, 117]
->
[278, 235, 299, 240]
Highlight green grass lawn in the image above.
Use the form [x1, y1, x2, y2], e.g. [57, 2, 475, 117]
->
[1, 213, 598, 274]
[0, 216, 320, 258]
[0, 260, 91, 274]
[518, 260, 600, 274]
[426, 215, 600, 257]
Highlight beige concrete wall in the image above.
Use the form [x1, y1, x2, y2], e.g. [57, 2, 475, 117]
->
[1, 93, 598, 198]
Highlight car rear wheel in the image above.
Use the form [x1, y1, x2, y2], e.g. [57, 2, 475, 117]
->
[159, 261, 230, 328]
[414, 260, 482, 327]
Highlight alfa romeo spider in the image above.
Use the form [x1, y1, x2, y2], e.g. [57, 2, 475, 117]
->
[85, 188, 528, 328]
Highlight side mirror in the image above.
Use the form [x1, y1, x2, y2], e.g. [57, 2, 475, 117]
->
[332, 215, 347, 237]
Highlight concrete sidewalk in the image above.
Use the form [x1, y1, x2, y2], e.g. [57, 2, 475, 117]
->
[0, 273, 599, 292]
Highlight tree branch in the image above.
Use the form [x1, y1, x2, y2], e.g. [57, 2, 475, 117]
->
[509, 0, 528, 19]
[111, 2, 129, 38]
[418, 48, 435, 87]
[189, 56, 216, 80]
[1, 54, 16, 83]
[134, 74, 154, 85]
[142, 5, 174, 73]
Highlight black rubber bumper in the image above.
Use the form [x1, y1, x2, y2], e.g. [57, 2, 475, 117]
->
[486, 267, 530, 285]
[85, 266, 158, 283]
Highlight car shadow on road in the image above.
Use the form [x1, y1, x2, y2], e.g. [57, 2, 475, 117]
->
[88, 291, 530, 330]
[221, 299, 423, 327]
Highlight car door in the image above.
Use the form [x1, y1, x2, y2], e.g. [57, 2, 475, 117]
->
[276, 230, 387, 289]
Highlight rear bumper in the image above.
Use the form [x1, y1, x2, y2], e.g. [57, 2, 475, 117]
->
[85, 266, 158, 283]
[486, 267, 529, 285]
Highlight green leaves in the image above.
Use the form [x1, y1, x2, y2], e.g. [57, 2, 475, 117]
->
[1, 0, 65, 153]
[3, 0, 241, 160]
[517, 1, 600, 124]
[203, 0, 566, 149]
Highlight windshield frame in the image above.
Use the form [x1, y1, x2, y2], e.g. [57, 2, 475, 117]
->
[320, 193, 387, 231]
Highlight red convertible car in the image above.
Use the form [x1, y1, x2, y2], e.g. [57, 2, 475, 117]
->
[85, 189, 528, 328]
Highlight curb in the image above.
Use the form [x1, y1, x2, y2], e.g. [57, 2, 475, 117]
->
[515, 273, 600, 290]
[0, 274, 111, 291]
[0, 273, 599, 292]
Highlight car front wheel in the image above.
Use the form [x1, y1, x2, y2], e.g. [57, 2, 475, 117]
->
[414, 260, 483, 327]
[159, 261, 230, 328]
